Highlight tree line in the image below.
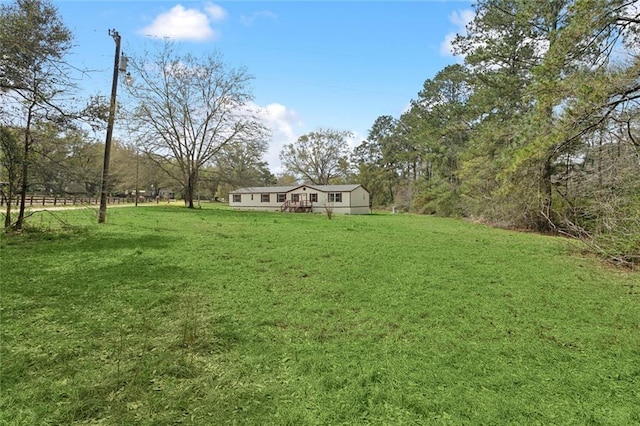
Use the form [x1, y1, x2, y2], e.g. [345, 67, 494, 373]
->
[365, 0, 640, 267]
[2, 0, 638, 265]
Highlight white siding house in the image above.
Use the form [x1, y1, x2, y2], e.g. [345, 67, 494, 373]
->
[229, 184, 370, 214]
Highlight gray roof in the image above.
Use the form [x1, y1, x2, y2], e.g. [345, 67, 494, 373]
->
[230, 186, 296, 194]
[230, 184, 366, 194]
[308, 184, 363, 192]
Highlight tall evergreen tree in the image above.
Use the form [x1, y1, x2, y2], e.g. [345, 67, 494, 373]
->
[409, 64, 473, 215]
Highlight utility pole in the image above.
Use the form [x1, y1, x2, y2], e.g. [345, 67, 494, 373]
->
[98, 29, 122, 223]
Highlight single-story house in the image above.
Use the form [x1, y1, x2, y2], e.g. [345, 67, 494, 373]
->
[229, 184, 370, 214]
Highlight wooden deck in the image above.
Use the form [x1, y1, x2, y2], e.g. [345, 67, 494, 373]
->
[281, 200, 313, 213]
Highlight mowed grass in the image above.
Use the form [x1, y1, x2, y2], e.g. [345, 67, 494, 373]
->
[1, 205, 639, 425]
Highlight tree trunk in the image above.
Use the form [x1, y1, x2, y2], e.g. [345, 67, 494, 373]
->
[539, 155, 554, 232]
[0, 129, 18, 230]
[3, 195, 11, 230]
[15, 107, 33, 230]
[184, 170, 197, 208]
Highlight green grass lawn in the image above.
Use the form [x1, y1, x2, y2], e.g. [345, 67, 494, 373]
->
[1, 205, 639, 425]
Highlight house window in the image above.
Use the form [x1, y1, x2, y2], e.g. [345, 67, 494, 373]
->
[291, 194, 300, 202]
[277, 193, 286, 203]
[233, 194, 241, 202]
[310, 193, 318, 203]
[329, 192, 342, 203]
[261, 194, 270, 203]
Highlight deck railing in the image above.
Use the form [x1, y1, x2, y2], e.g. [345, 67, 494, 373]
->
[280, 200, 313, 212]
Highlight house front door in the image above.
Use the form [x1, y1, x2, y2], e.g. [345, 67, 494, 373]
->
[291, 193, 307, 203]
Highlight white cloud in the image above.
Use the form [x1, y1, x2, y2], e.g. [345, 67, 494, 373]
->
[440, 9, 474, 58]
[139, 4, 227, 42]
[205, 3, 227, 22]
[240, 10, 278, 27]
[258, 103, 303, 173]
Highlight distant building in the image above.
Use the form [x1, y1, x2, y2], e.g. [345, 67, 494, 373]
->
[229, 184, 370, 214]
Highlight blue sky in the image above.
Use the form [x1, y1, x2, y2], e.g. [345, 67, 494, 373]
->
[51, 0, 473, 172]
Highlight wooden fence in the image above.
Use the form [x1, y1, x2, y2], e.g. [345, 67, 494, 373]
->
[0, 195, 152, 207]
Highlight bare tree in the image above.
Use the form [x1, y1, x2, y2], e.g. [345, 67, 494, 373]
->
[279, 129, 353, 185]
[126, 42, 268, 208]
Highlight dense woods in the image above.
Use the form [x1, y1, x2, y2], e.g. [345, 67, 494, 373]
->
[353, 0, 639, 266]
[1, 0, 638, 264]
